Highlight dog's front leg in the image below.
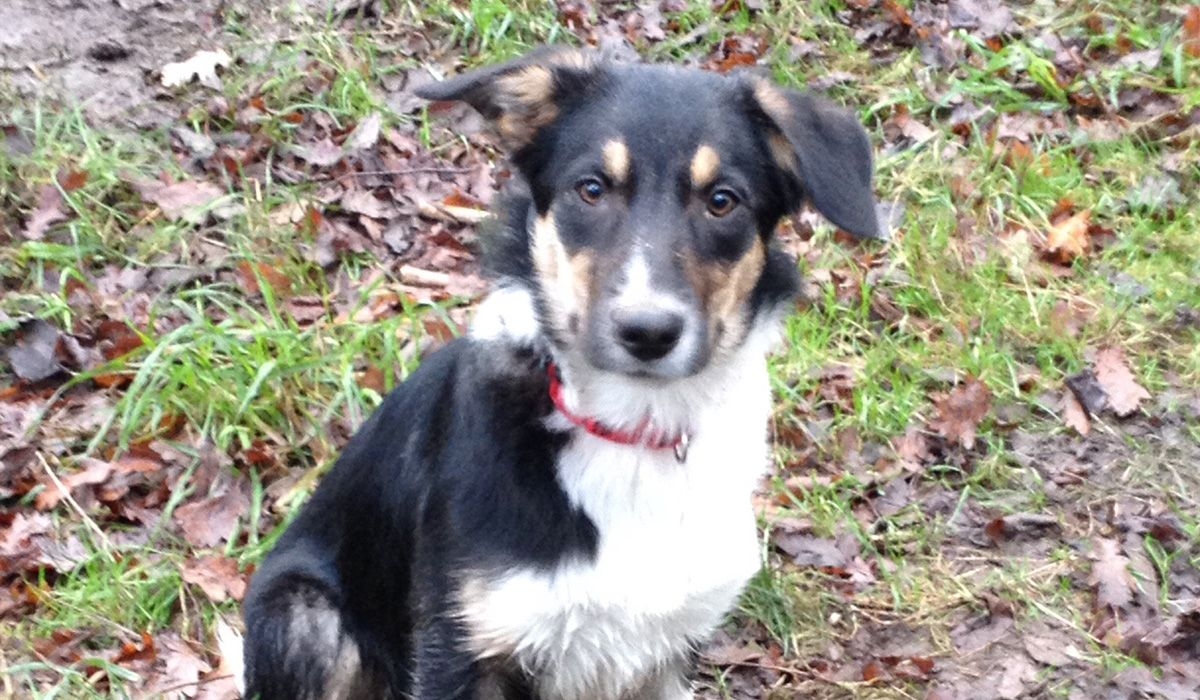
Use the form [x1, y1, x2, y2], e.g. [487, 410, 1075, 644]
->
[411, 614, 483, 700]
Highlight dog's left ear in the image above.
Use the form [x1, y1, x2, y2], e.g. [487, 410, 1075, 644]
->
[747, 79, 883, 240]
[416, 47, 600, 150]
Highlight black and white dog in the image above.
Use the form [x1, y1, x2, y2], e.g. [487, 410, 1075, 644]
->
[243, 47, 880, 699]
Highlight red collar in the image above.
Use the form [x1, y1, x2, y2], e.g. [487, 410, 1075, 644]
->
[546, 362, 690, 462]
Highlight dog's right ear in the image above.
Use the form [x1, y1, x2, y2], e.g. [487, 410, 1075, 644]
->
[416, 47, 600, 150]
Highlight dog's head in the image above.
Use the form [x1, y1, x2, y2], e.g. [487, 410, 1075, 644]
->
[419, 48, 881, 380]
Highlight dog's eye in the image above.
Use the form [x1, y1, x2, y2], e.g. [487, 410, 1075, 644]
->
[706, 189, 739, 217]
[576, 178, 607, 205]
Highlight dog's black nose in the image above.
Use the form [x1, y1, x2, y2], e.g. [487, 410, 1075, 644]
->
[612, 307, 685, 361]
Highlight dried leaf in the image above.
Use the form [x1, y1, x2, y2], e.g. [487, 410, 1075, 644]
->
[5, 319, 63, 382]
[182, 556, 246, 603]
[1061, 390, 1091, 436]
[21, 184, 69, 240]
[1042, 210, 1090, 265]
[174, 479, 251, 549]
[929, 376, 991, 449]
[1093, 347, 1149, 417]
[344, 113, 382, 152]
[236, 262, 293, 298]
[1184, 6, 1200, 59]
[135, 180, 225, 224]
[1091, 537, 1134, 610]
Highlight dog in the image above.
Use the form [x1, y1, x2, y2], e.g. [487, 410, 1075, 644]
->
[242, 46, 881, 700]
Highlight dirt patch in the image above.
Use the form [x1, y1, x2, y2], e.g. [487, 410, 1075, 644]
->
[1, 0, 229, 124]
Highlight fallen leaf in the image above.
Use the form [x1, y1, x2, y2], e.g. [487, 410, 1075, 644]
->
[236, 261, 293, 298]
[1061, 390, 1090, 436]
[1042, 210, 1090, 265]
[772, 534, 847, 569]
[134, 180, 225, 224]
[161, 49, 232, 89]
[948, 0, 1017, 38]
[929, 376, 991, 449]
[344, 113, 382, 152]
[58, 169, 88, 192]
[290, 138, 344, 167]
[1091, 537, 1134, 610]
[1023, 632, 1076, 667]
[984, 513, 1060, 544]
[1092, 347, 1150, 417]
[142, 634, 211, 699]
[174, 478, 251, 549]
[21, 184, 68, 240]
[182, 556, 246, 603]
[1185, 6, 1200, 59]
[341, 189, 396, 220]
[5, 318, 63, 382]
[34, 457, 114, 511]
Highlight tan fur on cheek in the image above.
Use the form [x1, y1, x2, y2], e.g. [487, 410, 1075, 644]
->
[532, 214, 587, 336]
[602, 140, 630, 184]
[685, 239, 766, 353]
[690, 145, 720, 190]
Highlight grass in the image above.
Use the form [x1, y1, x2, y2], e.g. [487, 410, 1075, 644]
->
[2, 0, 1198, 697]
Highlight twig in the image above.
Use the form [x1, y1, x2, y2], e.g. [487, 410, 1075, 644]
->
[36, 452, 115, 558]
[312, 166, 475, 182]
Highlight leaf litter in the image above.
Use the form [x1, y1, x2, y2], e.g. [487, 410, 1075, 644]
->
[5, 1, 1200, 699]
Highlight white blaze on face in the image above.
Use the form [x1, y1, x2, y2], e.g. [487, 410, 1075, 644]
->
[612, 250, 688, 317]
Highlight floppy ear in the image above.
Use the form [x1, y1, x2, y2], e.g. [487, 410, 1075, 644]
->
[748, 79, 883, 240]
[415, 46, 599, 150]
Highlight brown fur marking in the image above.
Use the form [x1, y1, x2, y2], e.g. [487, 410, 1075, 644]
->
[683, 239, 766, 351]
[532, 214, 589, 337]
[495, 66, 560, 144]
[690, 145, 721, 190]
[602, 140, 630, 184]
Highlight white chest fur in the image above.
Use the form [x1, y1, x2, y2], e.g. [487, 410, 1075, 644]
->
[460, 347, 772, 700]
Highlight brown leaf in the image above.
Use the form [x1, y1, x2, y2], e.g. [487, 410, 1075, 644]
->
[1042, 210, 1090, 265]
[929, 376, 991, 449]
[236, 261, 293, 298]
[862, 658, 886, 682]
[1093, 347, 1150, 417]
[21, 184, 69, 240]
[1184, 6, 1200, 58]
[34, 457, 115, 511]
[135, 180, 225, 224]
[174, 478, 251, 549]
[142, 634, 212, 699]
[341, 188, 397, 220]
[182, 555, 247, 603]
[983, 513, 1060, 544]
[291, 137, 344, 167]
[1061, 390, 1091, 436]
[58, 169, 89, 192]
[1091, 537, 1134, 610]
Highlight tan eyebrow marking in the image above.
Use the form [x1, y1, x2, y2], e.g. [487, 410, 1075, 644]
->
[602, 140, 630, 183]
[690, 144, 720, 189]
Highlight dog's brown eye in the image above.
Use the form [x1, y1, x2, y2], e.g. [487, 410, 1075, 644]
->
[577, 178, 606, 205]
[706, 189, 739, 217]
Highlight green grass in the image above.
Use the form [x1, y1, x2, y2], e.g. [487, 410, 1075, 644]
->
[2, 0, 1199, 697]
